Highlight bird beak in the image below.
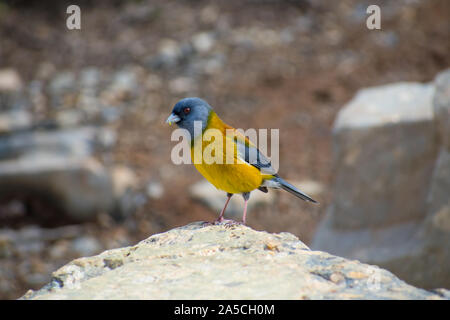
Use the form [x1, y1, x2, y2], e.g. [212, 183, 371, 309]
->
[166, 113, 181, 126]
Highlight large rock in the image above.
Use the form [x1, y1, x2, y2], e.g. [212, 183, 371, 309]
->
[0, 109, 32, 134]
[312, 75, 450, 289]
[329, 82, 437, 229]
[21, 223, 448, 300]
[0, 69, 23, 92]
[0, 153, 114, 222]
[0, 127, 137, 222]
[433, 69, 450, 150]
[0, 66, 138, 224]
[0, 68, 30, 134]
[0, 127, 102, 160]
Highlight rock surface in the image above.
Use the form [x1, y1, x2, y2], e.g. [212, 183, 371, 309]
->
[21, 222, 448, 300]
[312, 71, 450, 289]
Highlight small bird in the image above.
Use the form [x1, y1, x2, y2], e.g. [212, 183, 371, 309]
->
[166, 97, 317, 225]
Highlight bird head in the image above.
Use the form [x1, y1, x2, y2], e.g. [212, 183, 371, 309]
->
[166, 97, 212, 139]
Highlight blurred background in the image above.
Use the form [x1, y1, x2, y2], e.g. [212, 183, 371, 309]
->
[0, 0, 449, 299]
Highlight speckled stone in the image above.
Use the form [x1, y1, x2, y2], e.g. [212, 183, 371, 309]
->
[22, 222, 447, 300]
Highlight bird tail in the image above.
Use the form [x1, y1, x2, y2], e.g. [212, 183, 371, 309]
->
[264, 176, 318, 203]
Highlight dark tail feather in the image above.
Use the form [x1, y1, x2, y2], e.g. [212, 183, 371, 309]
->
[275, 177, 318, 204]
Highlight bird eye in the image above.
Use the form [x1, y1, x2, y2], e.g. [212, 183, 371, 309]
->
[183, 107, 191, 114]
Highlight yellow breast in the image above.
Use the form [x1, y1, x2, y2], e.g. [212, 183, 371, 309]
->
[190, 113, 264, 194]
[191, 150, 263, 194]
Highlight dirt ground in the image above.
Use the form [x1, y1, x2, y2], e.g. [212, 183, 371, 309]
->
[0, 0, 449, 299]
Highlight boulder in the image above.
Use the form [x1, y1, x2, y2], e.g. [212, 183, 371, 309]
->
[21, 222, 449, 300]
[0, 127, 101, 160]
[0, 109, 32, 134]
[433, 69, 450, 150]
[312, 74, 450, 289]
[0, 127, 137, 222]
[329, 82, 437, 229]
[0, 69, 23, 92]
[0, 155, 114, 221]
[110, 165, 139, 221]
[0, 68, 30, 134]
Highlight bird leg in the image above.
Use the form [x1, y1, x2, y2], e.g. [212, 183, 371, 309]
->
[242, 200, 248, 225]
[215, 193, 233, 223]
[241, 192, 250, 225]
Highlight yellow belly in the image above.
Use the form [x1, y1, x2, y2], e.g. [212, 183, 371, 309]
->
[191, 139, 263, 194]
[193, 161, 263, 194]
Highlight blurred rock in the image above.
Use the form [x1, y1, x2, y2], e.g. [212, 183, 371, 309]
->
[373, 31, 398, 48]
[419, 148, 450, 283]
[231, 27, 282, 48]
[48, 240, 70, 260]
[99, 106, 122, 124]
[428, 69, 450, 232]
[110, 69, 138, 94]
[0, 223, 99, 298]
[0, 91, 29, 113]
[192, 32, 215, 53]
[55, 109, 84, 128]
[312, 77, 450, 289]
[420, 66, 450, 285]
[148, 39, 183, 69]
[100, 68, 139, 105]
[48, 71, 77, 107]
[22, 222, 447, 300]
[0, 109, 33, 134]
[0, 65, 140, 228]
[0, 69, 23, 92]
[0, 127, 135, 222]
[0, 127, 100, 160]
[72, 236, 102, 257]
[192, 53, 226, 75]
[426, 150, 450, 232]
[200, 5, 219, 25]
[169, 77, 196, 94]
[146, 181, 164, 199]
[49, 72, 76, 95]
[0, 69, 29, 117]
[111, 166, 139, 220]
[327, 82, 436, 229]
[0, 233, 14, 259]
[0, 226, 50, 258]
[0, 155, 114, 221]
[80, 67, 101, 90]
[433, 69, 450, 150]
[190, 181, 274, 218]
[96, 127, 117, 149]
[36, 62, 56, 80]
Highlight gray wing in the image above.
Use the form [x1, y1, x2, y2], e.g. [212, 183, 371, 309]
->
[234, 139, 277, 175]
